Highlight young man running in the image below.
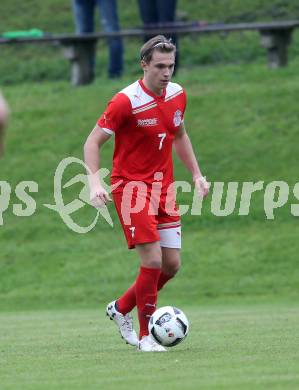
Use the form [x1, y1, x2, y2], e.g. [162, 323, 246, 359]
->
[84, 35, 209, 352]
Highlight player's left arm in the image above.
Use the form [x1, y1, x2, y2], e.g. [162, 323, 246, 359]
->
[173, 122, 210, 198]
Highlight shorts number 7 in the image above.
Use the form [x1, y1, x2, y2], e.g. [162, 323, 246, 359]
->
[158, 133, 166, 150]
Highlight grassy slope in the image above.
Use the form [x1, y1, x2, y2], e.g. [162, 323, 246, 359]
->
[1, 2, 299, 388]
[0, 59, 298, 310]
[1, 0, 299, 84]
[1, 304, 299, 390]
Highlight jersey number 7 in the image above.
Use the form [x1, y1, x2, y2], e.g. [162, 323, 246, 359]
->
[158, 133, 166, 150]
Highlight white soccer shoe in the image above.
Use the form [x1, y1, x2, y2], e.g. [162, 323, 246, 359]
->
[137, 335, 167, 352]
[106, 300, 139, 347]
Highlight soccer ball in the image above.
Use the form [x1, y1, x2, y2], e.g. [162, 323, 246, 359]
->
[148, 306, 189, 347]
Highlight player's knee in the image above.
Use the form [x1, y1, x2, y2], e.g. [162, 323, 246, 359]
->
[173, 260, 181, 275]
[136, 242, 162, 269]
[163, 258, 181, 276]
[145, 258, 162, 269]
[140, 253, 162, 269]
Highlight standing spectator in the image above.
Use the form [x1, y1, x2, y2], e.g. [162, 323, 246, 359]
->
[72, 0, 123, 80]
[0, 92, 9, 158]
[137, 0, 179, 71]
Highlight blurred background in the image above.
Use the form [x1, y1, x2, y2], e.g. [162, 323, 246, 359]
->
[0, 0, 299, 84]
[0, 1, 298, 388]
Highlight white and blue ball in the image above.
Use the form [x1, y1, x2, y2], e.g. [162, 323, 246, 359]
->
[148, 306, 189, 347]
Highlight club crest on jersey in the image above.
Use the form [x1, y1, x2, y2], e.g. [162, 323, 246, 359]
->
[137, 118, 158, 127]
[173, 110, 182, 127]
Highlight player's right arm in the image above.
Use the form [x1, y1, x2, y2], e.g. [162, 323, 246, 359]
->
[0, 92, 9, 158]
[84, 125, 112, 207]
[84, 93, 130, 207]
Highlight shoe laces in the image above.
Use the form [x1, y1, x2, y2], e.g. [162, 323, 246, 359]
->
[121, 313, 133, 332]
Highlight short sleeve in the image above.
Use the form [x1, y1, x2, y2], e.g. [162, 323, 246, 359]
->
[180, 89, 187, 124]
[97, 93, 131, 135]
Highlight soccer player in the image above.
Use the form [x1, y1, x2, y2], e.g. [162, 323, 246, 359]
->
[84, 35, 209, 352]
[0, 92, 9, 158]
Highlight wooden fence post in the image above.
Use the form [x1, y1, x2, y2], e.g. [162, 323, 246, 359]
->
[62, 39, 97, 86]
[260, 29, 293, 68]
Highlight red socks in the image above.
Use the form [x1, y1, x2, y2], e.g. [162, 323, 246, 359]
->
[135, 266, 161, 339]
[116, 269, 174, 339]
[157, 271, 173, 291]
[116, 283, 136, 315]
[116, 271, 174, 314]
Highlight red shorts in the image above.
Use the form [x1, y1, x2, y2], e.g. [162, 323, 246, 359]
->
[112, 182, 181, 249]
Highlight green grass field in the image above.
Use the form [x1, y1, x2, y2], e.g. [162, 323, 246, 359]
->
[1, 60, 298, 310]
[1, 1, 299, 388]
[1, 303, 299, 390]
[1, 59, 299, 388]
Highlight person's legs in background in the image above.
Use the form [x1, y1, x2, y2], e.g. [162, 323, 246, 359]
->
[157, 0, 179, 72]
[137, 0, 158, 27]
[137, 0, 158, 42]
[98, 0, 123, 78]
[156, 0, 177, 28]
[137, 0, 179, 72]
[72, 0, 95, 33]
[72, 0, 96, 80]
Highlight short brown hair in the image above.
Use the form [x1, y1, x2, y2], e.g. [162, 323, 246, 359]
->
[140, 35, 176, 63]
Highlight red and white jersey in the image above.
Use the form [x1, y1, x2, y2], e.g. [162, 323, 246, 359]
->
[98, 79, 186, 190]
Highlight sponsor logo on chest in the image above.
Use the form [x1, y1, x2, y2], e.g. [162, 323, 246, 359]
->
[137, 118, 158, 127]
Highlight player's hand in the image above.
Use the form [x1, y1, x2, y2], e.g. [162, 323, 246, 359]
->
[194, 175, 210, 199]
[90, 184, 112, 208]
